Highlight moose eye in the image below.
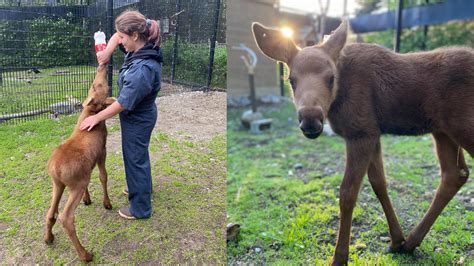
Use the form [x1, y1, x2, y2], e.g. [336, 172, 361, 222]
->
[289, 78, 297, 91]
[328, 75, 334, 90]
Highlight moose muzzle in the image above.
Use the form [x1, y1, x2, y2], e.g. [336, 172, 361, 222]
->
[298, 106, 324, 139]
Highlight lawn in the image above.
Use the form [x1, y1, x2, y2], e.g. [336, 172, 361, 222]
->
[0, 113, 226, 264]
[0, 66, 97, 115]
[227, 100, 474, 265]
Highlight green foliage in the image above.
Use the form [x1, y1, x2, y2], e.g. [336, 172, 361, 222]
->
[364, 20, 474, 52]
[1, 0, 90, 6]
[356, 0, 445, 14]
[0, 20, 28, 64]
[0, 13, 89, 67]
[1, 17, 225, 88]
[27, 13, 89, 67]
[159, 40, 226, 88]
[355, 0, 381, 15]
[0, 66, 96, 114]
[211, 44, 226, 88]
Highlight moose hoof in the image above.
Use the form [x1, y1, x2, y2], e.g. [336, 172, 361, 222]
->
[387, 244, 403, 253]
[103, 202, 112, 210]
[44, 234, 54, 245]
[330, 259, 346, 266]
[83, 199, 92, 205]
[80, 251, 93, 262]
[330, 255, 348, 266]
[399, 242, 416, 254]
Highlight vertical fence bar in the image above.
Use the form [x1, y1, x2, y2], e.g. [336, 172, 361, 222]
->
[170, 0, 180, 84]
[394, 0, 403, 52]
[206, 0, 221, 88]
[279, 62, 284, 96]
[107, 0, 113, 96]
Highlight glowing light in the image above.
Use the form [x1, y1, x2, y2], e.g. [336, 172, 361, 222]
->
[281, 27, 294, 38]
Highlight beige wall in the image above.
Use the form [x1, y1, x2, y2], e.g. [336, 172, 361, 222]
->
[227, 0, 280, 98]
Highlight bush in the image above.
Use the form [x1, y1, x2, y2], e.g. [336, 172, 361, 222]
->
[212, 44, 226, 88]
[159, 40, 226, 89]
[362, 20, 474, 53]
[27, 13, 89, 67]
[1, 14, 226, 89]
[0, 13, 89, 68]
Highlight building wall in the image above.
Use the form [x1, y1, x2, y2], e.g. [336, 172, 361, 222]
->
[227, 0, 280, 98]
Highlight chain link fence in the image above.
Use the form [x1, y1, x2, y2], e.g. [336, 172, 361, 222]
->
[0, 0, 226, 123]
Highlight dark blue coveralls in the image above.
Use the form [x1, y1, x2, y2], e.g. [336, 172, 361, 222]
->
[117, 43, 163, 219]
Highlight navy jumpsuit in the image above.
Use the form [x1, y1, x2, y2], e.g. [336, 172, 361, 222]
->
[117, 43, 162, 219]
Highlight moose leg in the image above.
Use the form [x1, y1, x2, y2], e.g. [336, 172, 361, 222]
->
[367, 141, 405, 252]
[98, 149, 112, 210]
[331, 138, 375, 266]
[402, 133, 469, 252]
[44, 180, 65, 244]
[82, 187, 92, 205]
[59, 185, 93, 262]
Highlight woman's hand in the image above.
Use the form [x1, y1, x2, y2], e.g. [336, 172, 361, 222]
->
[80, 115, 101, 131]
[97, 51, 112, 65]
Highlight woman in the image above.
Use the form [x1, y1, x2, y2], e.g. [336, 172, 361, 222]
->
[80, 10, 162, 220]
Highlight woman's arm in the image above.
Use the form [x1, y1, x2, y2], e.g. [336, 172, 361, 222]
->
[79, 101, 124, 131]
[97, 32, 120, 65]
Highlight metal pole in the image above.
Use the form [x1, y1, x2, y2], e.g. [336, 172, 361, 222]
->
[394, 0, 403, 52]
[171, 0, 181, 84]
[206, 0, 221, 88]
[343, 0, 348, 16]
[249, 73, 257, 113]
[279, 62, 284, 96]
[107, 0, 113, 96]
[422, 0, 429, 50]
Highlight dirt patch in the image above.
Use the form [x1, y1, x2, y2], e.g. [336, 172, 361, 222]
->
[180, 232, 206, 251]
[103, 235, 140, 257]
[0, 221, 8, 231]
[107, 90, 226, 153]
[155, 91, 226, 142]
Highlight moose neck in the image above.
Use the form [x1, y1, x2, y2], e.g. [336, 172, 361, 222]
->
[73, 106, 100, 131]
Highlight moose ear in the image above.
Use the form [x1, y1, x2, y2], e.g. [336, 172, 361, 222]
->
[82, 97, 94, 108]
[322, 20, 348, 61]
[252, 22, 299, 64]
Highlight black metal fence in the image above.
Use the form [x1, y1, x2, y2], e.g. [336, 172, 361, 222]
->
[0, 0, 226, 123]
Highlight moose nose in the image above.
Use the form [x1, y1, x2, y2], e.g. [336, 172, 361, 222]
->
[298, 106, 324, 139]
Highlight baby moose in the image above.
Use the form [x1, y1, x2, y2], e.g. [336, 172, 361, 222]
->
[252, 20, 474, 265]
[44, 64, 115, 262]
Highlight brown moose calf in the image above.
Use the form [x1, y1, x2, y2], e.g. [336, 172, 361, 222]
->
[44, 64, 115, 262]
[252, 21, 473, 265]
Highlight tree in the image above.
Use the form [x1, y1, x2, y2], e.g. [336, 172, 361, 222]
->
[355, 0, 381, 15]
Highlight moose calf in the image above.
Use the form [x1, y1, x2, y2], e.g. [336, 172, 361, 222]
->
[252, 21, 473, 265]
[44, 64, 115, 262]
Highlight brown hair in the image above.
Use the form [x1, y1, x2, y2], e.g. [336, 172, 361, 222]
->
[115, 10, 161, 47]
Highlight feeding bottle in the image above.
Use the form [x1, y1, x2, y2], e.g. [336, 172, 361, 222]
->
[94, 31, 107, 53]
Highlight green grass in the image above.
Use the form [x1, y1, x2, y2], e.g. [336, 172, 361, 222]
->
[227, 100, 474, 265]
[0, 114, 226, 264]
[0, 66, 100, 114]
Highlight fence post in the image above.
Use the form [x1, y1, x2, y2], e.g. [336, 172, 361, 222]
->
[394, 0, 403, 52]
[171, 0, 181, 84]
[107, 0, 113, 96]
[279, 62, 284, 96]
[206, 0, 221, 88]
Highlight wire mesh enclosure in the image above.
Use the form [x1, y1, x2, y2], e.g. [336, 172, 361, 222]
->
[0, 0, 226, 123]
